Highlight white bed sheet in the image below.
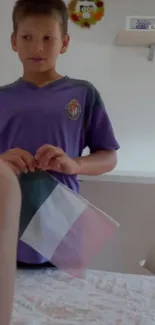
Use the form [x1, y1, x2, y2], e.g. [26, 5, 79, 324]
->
[12, 269, 155, 325]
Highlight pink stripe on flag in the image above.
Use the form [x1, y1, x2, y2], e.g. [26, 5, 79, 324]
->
[51, 206, 119, 277]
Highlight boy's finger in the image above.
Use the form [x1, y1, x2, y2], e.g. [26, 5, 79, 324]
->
[35, 145, 50, 161]
[42, 150, 65, 167]
[42, 157, 61, 172]
[20, 151, 35, 172]
[35, 145, 63, 162]
[9, 156, 28, 173]
[14, 157, 28, 173]
[45, 156, 67, 172]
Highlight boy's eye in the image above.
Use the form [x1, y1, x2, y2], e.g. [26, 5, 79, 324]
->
[44, 36, 52, 41]
[22, 35, 32, 41]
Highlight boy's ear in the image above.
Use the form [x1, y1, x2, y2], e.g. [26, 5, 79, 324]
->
[11, 33, 17, 52]
[60, 34, 70, 54]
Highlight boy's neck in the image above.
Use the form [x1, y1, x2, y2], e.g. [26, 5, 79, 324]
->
[22, 69, 63, 87]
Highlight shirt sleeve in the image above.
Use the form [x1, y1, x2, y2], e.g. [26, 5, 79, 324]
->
[84, 83, 120, 153]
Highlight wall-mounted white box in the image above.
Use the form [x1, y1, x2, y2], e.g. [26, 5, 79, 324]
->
[126, 16, 155, 31]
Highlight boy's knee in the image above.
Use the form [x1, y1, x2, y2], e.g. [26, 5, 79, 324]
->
[0, 159, 21, 209]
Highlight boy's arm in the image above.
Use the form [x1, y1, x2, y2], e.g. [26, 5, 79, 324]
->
[74, 150, 117, 176]
[77, 83, 119, 176]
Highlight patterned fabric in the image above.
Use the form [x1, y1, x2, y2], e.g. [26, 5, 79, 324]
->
[12, 269, 155, 324]
[19, 171, 119, 277]
[136, 19, 150, 29]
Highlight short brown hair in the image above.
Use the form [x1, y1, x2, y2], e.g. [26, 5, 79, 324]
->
[12, 0, 68, 36]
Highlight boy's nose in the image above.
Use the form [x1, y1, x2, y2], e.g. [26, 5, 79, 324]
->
[34, 38, 44, 52]
[37, 47, 43, 53]
[36, 42, 44, 53]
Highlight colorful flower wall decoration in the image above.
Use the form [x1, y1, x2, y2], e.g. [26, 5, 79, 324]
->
[68, 0, 104, 28]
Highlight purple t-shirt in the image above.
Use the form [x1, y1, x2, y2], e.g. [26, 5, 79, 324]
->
[0, 76, 119, 264]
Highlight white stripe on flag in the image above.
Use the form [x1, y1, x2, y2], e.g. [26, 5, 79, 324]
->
[51, 205, 119, 277]
[21, 183, 87, 259]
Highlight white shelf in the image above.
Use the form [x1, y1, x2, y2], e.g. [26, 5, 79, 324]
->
[79, 170, 155, 184]
[116, 30, 155, 46]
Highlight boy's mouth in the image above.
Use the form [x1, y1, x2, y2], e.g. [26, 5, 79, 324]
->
[29, 58, 45, 62]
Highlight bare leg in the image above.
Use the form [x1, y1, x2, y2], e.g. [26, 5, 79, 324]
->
[0, 160, 21, 325]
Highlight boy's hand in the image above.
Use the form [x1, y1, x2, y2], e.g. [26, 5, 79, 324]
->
[35, 145, 80, 175]
[0, 148, 35, 175]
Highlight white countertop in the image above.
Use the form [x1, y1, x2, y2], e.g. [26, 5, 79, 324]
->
[79, 169, 155, 184]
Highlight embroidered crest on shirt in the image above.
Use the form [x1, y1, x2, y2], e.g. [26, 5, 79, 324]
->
[66, 99, 81, 120]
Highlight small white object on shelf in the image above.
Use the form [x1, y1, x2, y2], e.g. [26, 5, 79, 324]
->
[125, 16, 155, 31]
[116, 16, 155, 61]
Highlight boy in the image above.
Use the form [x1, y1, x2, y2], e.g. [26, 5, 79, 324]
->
[0, 160, 21, 325]
[0, 0, 119, 266]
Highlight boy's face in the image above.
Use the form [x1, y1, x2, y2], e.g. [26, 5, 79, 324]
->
[11, 15, 69, 73]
